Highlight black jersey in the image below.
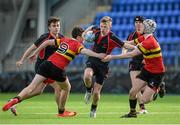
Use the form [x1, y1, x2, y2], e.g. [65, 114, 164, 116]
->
[127, 31, 143, 62]
[88, 30, 124, 64]
[34, 33, 64, 62]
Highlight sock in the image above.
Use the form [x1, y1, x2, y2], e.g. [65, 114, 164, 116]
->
[129, 99, 137, 112]
[139, 103, 145, 110]
[58, 108, 65, 114]
[91, 104, 97, 111]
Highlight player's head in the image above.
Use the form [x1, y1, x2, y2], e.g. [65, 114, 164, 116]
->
[71, 26, 84, 43]
[134, 16, 145, 34]
[143, 19, 157, 34]
[48, 16, 60, 35]
[100, 16, 112, 35]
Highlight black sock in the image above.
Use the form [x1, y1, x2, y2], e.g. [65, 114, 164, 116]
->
[129, 99, 137, 112]
[86, 86, 92, 93]
[58, 108, 65, 114]
[91, 104, 97, 111]
[139, 103, 145, 110]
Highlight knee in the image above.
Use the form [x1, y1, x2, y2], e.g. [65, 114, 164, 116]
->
[129, 88, 137, 99]
[65, 83, 71, 92]
[93, 89, 100, 97]
[84, 71, 93, 82]
[141, 98, 150, 104]
[84, 73, 92, 81]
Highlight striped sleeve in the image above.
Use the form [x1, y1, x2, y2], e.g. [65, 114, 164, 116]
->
[77, 45, 84, 53]
[134, 36, 145, 44]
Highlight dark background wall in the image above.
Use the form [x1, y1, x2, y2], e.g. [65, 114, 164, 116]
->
[0, 71, 179, 94]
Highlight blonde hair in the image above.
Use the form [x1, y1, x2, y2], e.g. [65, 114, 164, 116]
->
[100, 16, 112, 25]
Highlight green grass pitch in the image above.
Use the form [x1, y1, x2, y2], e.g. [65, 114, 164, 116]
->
[0, 93, 180, 124]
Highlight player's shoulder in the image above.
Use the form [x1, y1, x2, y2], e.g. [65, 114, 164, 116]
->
[39, 33, 49, 38]
[61, 37, 78, 43]
[58, 33, 64, 38]
[109, 31, 119, 39]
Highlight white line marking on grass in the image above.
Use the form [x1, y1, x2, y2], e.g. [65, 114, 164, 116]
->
[2, 124, 180, 125]
[19, 105, 180, 109]
[21, 112, 180, 115]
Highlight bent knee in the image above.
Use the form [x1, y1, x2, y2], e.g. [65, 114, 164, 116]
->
[129, 89, 138, 98]
[141, 97, 151, 104]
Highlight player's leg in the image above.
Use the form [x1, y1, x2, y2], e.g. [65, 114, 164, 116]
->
[9, 82, 47, 116]
[141, 86, 156, 104]
[49, 82, 61, 112]
[2, 74, 46, 111]
[57, 78, 76, 117]
[18, 82, 46, 100]
[136, 86, 148, 114]
[130, 71, 147, 113]
[159, 81, 166, 98]
[89, 65, 107, 118]
[121, 78, 146, 118]
[83, 67, 94, 104]
[90, 83, 103, 118]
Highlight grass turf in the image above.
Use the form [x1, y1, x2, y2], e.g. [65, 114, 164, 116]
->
[0, 93, 180, 124]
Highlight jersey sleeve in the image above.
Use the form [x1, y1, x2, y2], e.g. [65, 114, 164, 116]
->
[77, 43, 84, 54]
[137, 40, 151, 54]
[111, 33, 125, 47]
[134, 35, 145, 44]
[34, 34, 48, 47]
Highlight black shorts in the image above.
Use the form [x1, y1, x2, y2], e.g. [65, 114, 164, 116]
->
[35, 59, 44, 73]
[129, 60, 144, 72]
[86, 60, 109, 85]
[37, 61, 67, 82]
[137, 67, 165, 90]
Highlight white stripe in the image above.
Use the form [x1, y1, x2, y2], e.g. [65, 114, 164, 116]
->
[20, 112, 180, 115]
[19, 105, 180, 109]
[1, 124, 180, 125]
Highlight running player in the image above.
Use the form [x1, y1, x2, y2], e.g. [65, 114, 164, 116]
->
[9, 16, 63, 116]
[82, 16, 135, 118]
[2, 26, 106, 117]
[124, 16, 148, 114]
[102, 19, 165, 118]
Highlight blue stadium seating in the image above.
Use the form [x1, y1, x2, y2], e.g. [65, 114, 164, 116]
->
[73, 0, 180, 67]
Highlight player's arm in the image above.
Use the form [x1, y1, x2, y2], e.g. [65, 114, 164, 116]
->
[16, 44, 37, 67]
[102, 47, 142, 62]
[111, 33, 135, 51]
[123, 43, 136, 50]
[122, 35, 145, 50]
[80, 48, 106, 59]
[28, 39, 56, 60]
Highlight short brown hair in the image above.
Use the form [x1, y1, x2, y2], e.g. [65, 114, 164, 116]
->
[48, 16, 60, 27]
[100, 16, 112, 23]
[71, 26, 84, 39]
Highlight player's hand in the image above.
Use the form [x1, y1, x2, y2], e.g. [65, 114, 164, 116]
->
[122, 48, 128, 54]
[97, 53, 107, 59]
[101, 55, 112, 62]
[16, 60, 23, 67]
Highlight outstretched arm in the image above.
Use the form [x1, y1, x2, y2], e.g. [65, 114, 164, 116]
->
[123, 42, 136, 50]
[16, 44, 37, 67]
[28, 39, 55, 60]
[80, 48, 106, 59]
[102, 47, 142, 62]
